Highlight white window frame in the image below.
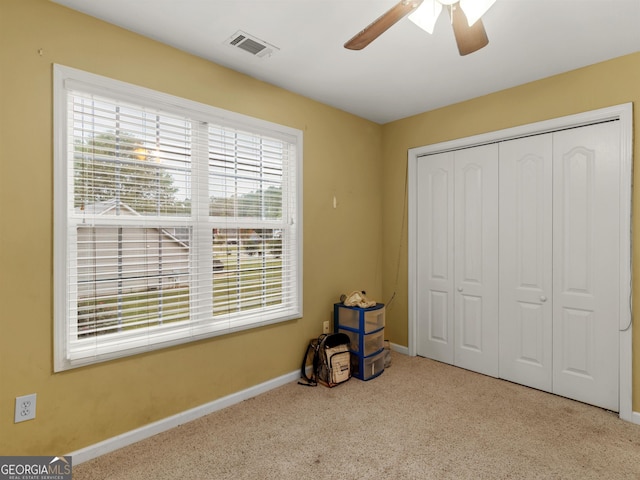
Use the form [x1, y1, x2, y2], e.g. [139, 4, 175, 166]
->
[53, 65, 303, 371]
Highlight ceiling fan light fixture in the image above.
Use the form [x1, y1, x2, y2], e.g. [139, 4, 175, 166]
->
[459, 0, 497, 26]
[408, 0, 442, 34]
[345, 0, 494, 53]
[409, 0, 495, 34]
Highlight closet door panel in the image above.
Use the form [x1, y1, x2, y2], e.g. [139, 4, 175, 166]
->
[499, 135, 553, 391]
[416, 152, 455, 363]
[454, 144, 499, 377]
[552, 122, 620, 411]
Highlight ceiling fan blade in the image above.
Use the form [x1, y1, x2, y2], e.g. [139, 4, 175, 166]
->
[345, 0, 424, 50]
[449, 2, 489, 56]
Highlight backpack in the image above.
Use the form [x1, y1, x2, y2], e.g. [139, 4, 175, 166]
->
[298, 333, 351, 387]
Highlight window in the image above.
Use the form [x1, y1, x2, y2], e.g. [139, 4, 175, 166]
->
[54, 65, 302, 371]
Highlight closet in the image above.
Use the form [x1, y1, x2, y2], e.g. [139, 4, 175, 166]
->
[415, 144, 499, 377]
[499, 122, 620, 411]
[413, 119, 623, 411]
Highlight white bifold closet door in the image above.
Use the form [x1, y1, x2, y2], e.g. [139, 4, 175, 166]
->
[498, 134, 554, 392]
[416, 144, 499, 377]
[499, 122, 620, 411]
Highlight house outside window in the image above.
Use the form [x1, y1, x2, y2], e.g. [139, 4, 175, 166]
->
[54, 65, 302, 371]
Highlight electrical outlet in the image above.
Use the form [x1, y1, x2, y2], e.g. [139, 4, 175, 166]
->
[323, 320, 330, 334]
[15, 393, 36, 423]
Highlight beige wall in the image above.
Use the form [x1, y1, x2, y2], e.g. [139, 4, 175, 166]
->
[0, 0, 383, 454]
[380, 52, 640, 411]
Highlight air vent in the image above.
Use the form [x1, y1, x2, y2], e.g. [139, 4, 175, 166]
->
[225, 31, 279, 58]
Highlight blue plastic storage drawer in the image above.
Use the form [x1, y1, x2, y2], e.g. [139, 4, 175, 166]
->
[334, 303, 385, 333]
[351, 349, 385, 381]
[339, 327, 384, 357]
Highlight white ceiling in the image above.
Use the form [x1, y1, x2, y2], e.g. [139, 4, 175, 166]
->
[51, 0, 640, 124]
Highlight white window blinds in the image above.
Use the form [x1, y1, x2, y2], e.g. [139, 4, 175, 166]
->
[54, 65, 302, 371]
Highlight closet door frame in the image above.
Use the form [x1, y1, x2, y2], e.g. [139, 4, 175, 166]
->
[407, 103, 633, 423]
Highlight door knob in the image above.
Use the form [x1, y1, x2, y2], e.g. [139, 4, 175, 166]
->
[540, 296, 547, 302]
[457, 287, 463, 292]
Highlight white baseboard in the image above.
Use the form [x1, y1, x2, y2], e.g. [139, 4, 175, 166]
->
[67, 368, 302, 465]
[390, 342, 409, 355]
[631, 410, 640, 426]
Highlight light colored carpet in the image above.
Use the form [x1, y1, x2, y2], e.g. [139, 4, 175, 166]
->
[73, 353, 640, 479]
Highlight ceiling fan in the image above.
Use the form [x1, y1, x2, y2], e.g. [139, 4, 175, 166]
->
[344, 0, 496, 56]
